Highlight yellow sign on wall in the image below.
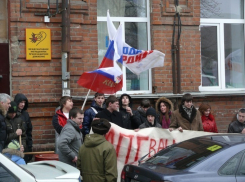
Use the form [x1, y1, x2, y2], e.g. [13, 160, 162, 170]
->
[26, 28, 51, 60]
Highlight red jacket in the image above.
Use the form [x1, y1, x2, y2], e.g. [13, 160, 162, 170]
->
[201, 114, 218, 133]
[52, 109, 82, 134]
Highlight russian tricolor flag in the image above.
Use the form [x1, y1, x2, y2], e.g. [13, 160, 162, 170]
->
[77, 11, 123, 94]
[107, 10, 165, 76]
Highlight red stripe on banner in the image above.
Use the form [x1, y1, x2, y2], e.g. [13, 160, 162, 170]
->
[77, 72, 122, 94]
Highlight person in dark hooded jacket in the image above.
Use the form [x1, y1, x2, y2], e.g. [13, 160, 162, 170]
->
[138, 108, 162, 129]
[119, 93, 140, 129]
[14, 93, 33, 162]
[83, 93, 105, 135]
[134, 99, 151, 125]
[134, 99, 159, 126]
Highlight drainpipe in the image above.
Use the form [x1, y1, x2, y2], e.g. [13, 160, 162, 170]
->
[171, 13, 177, 94]
[176, 5, 182, 94]
[61, 0, 70, 96]
[176, 37, 181, 93]
[172, 0, 182, 95]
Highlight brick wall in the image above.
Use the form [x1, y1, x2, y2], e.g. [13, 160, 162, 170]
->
[152, 0, 201, 92]
[8, 0, 245, 151]
[9, 0, 97, 150]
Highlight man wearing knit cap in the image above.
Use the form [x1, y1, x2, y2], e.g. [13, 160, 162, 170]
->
[77, 118, 117, 182]
[138, 108, 162, 129]
[5, 101, 26, 150]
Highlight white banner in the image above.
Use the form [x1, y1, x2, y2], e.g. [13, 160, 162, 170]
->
[121, 45, 165, 76]
[107, 11, 165, 76]
[105, 123, 217, 181]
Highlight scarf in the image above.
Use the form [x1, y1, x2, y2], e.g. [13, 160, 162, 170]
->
[161, 112, 171, 129]
[182, 105, 193, 119]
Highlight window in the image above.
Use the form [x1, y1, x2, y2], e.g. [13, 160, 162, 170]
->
[237, 152, 245, 175]
[200, 0, 245, 91]
[0, 164, 20, 182]
[219, 151, 244, 175]
[97, 0, 151, 93]
[146, 138, 224, 170]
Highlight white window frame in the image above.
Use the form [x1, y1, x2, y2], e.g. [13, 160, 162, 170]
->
[97, 0, 152, 94]
[199, 17, 245, 92]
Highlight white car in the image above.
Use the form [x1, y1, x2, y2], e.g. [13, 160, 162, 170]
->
[0, 153, 80, 182]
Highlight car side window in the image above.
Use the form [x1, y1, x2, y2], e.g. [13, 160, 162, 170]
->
[236, 153, 245, 176]
[219, 151, 244, 176]
[0, 163, 20, 182]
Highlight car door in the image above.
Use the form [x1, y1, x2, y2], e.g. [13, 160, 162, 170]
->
[217, 150, 244, 182]
[235, 151, 245, 182]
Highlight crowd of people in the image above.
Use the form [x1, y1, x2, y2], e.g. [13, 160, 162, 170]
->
[0, 93, 32, 164]
[0, 92, 244, 182]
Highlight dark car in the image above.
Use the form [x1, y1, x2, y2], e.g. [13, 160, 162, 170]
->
[121, 134, 245, 182]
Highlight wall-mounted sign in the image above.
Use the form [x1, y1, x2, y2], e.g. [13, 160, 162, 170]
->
[26, 28, 51, 60]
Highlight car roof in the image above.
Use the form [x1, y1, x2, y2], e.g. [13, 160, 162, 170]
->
[193, 133, 245, 146]
[21, 160, 80, 180]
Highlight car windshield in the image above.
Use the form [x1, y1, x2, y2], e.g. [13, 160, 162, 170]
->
[146, 138, 227, 170]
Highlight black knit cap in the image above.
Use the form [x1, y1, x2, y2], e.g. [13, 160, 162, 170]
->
[92, 118, 111, 135]
[8, 101, 18, 113]
[146, 107, 156, 117]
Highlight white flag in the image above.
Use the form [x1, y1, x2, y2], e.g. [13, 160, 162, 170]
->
[107, 11, 165, 76]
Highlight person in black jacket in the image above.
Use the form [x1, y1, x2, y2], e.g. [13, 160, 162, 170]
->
[228, 108, 245, 133]
[134, 99, 151, 125]
[119, 93, 140, 129]
[138, 108, 162, 129]
[5, 101, 26, 149]
[83, 92, 105, 135]
[14, 93, 32, 163]
[96, 95, 124, 128]
[0, 93, 11, 152]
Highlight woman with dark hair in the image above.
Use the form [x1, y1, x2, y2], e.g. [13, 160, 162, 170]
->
[155, 97, 173, 129]
[169, 93, 203, 132]
[198, 103, 218, 133]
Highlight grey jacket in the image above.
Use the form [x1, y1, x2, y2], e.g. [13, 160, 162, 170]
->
[58, 119, 83, 167]
[139, 121, 162, 129]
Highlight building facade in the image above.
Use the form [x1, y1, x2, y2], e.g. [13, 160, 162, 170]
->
[0, 0, 244, 150]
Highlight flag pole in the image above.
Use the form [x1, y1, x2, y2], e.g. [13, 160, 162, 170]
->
[81, 89, 91, 110]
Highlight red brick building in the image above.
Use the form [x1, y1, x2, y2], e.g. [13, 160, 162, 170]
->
[0, 0, 244, 150]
